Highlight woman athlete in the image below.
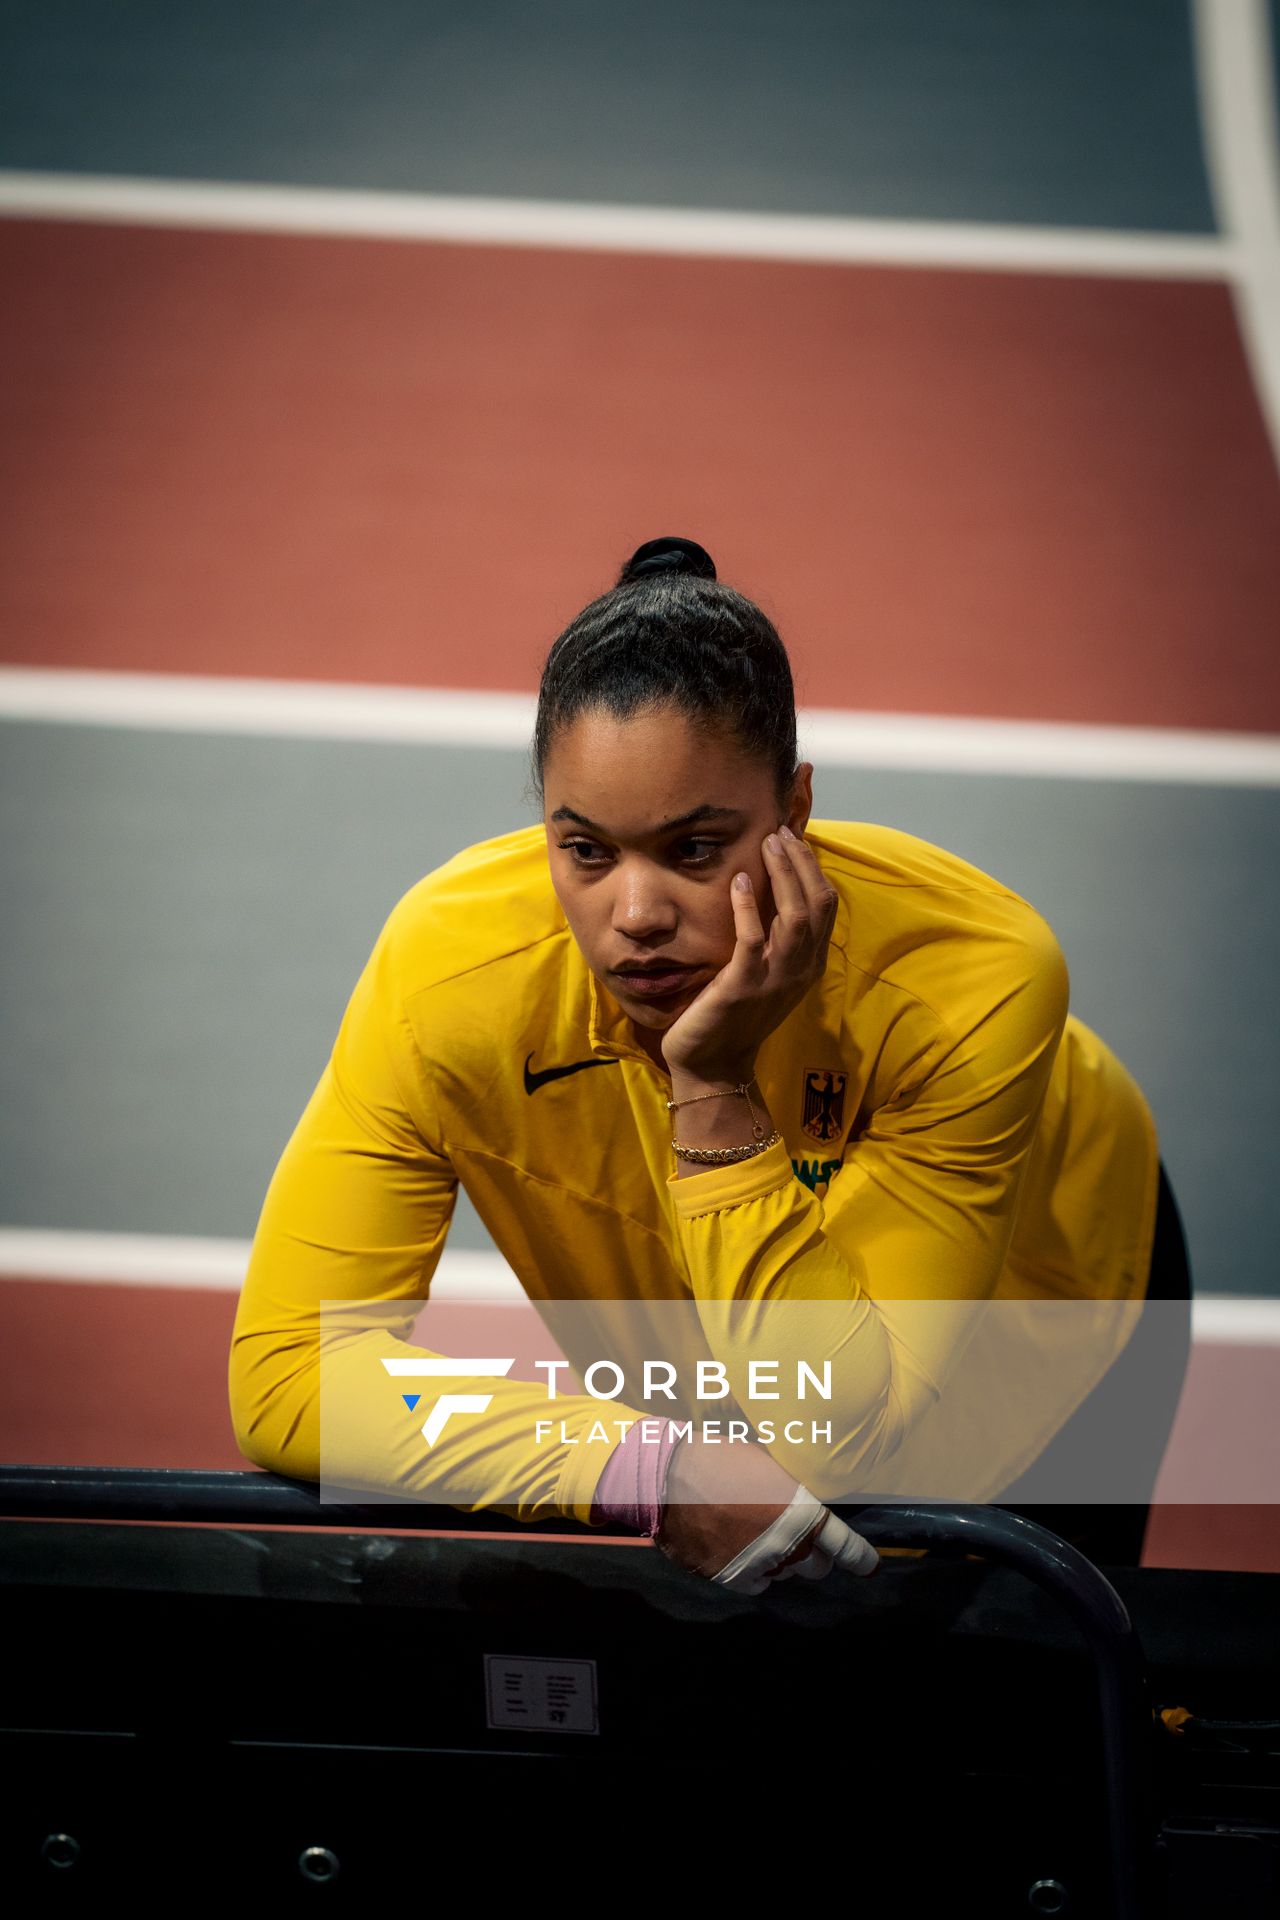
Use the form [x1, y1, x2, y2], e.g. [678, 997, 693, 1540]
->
[229, 536, 1194, 1590]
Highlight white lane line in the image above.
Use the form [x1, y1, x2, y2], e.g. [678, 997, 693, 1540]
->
[795, 709, 1280, 786]
[0, 1229, 1275, 1343]
[1194, 1296, 1280, 1345]
[0, 669, 540, 748]
[0, 169, 1232, 280]
[3, 666, 1278, 786]
[1193, 0, 1280, 469]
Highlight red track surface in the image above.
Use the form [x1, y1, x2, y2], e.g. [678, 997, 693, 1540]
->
[4, 220, 1280, 730]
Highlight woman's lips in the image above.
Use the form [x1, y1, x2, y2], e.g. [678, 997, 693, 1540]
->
[613, 967, 701, 999]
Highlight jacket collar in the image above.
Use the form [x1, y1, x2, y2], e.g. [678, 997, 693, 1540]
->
[585, 960, 660, 1066]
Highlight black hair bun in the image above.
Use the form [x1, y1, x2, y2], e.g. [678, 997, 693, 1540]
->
[620, 536, 717, 585]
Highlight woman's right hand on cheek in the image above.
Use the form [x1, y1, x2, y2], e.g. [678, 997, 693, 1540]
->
[653, 1435, 880, 1594]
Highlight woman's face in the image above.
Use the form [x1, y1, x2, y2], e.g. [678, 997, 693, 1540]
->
[543, 703, 813, 1053]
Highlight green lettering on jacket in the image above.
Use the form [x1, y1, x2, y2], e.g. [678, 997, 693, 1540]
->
[791, 1156, 843, 1191]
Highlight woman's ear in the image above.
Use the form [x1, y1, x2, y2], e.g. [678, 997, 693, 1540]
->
[784, 762, 815, 834]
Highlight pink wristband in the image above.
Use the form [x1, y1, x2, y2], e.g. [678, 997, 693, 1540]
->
[589, 1420, 683, 1536]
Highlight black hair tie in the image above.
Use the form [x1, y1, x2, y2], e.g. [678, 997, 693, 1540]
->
[624, 536, 717, 582]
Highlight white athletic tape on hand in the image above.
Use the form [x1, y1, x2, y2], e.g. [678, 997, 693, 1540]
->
[711, 1485, 880, 1594]
[814, 1508, 880, 1574]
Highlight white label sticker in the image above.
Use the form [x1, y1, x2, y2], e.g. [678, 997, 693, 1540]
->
[484, 1654, 599, 1734]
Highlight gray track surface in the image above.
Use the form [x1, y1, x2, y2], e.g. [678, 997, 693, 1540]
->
[2, 721, 1275, 1295]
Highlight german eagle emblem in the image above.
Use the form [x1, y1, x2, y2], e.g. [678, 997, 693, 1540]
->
[802, 1068, 847, 1143]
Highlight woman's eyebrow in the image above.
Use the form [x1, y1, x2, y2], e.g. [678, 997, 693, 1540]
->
[549, 804, 745, 835]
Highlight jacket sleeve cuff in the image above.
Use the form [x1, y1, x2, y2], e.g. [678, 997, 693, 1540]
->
[666, 1136, 795, 1218]
[555, 1401, 651, 1527]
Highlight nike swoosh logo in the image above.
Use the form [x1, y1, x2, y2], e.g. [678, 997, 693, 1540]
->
[523, 1052, 620, 1095]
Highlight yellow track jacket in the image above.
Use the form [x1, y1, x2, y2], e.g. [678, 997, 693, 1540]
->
[229, 819, 1160, 1529]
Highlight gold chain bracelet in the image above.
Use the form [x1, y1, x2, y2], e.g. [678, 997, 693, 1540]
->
[666, 1079, 780, 1164]
[665, 1079, 765, 1137]
[672, 1128, 783, 1165]
[666, 1080, 758, 1110]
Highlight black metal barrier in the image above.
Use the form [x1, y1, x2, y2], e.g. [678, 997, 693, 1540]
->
[0, 1462, 580, 1530]
[1, 1465, 1276, 1915]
